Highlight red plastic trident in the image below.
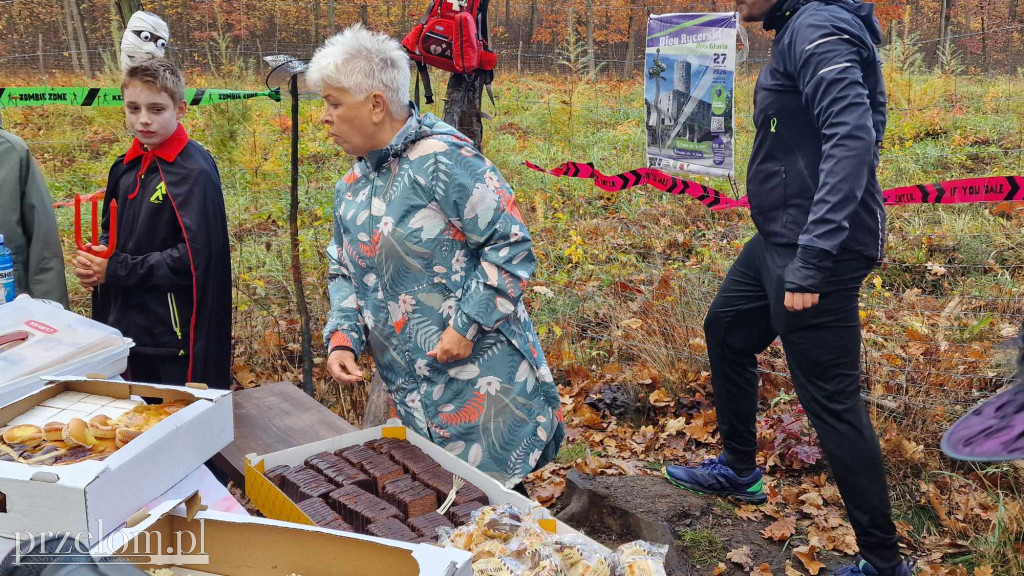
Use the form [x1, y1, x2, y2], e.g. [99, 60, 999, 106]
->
[74, 193, 117, 258]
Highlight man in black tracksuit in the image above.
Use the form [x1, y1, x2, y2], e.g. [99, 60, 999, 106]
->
[666, 1, 911, 575]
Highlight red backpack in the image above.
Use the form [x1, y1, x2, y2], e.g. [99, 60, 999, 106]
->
[402, 0, 495, 104]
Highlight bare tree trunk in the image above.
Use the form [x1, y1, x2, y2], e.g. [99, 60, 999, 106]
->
[623, 0, 639, 78]
[179, 0, 190, 55]
[980, 5, 988, 71]
[939, 0, 952, 42]
[400, 0, 408, 29]
[63, 0, 82, 74]
[70, 0, 92, 76]
[585, 0, 595, 79]
[115, 0, 142, 25]
[505, 0, 510, 28]
[1011, 0, 1018, 21]
[526, 0, 537, 45]
[360, 2, 369, 26]
[328, 0, 336, 33]
[313, 0, 321, 44]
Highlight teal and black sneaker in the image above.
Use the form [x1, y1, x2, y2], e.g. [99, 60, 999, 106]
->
[835, 555, 913, 576]
[664, 454, 767, 504]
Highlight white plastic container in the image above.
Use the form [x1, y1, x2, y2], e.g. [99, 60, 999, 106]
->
[0, 297, 131, 405]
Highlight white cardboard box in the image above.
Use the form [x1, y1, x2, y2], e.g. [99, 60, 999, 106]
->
[90, 492, 474, 576]
[0, 378, 232, 545]
[244, 421, 609, 553]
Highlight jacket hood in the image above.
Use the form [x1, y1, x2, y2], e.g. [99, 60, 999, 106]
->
[766, 0, 882, 44]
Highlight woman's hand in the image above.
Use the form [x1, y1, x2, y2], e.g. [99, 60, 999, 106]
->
[427, 327, 474, 363]
[327, 349, 364, 384]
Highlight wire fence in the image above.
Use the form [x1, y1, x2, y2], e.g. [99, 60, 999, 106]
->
[1, 0, 1023, 437]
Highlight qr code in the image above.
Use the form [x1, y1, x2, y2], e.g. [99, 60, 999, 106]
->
[711, 116, 725, 133]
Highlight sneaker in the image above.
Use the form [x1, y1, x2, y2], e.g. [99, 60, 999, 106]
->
[664, 454, 767, 504]
[835, 556, 913, 576]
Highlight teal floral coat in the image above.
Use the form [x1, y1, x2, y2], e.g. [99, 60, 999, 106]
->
[323, 111, 564, 486]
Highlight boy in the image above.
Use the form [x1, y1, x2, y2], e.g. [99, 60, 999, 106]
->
[73, 59, 232, 389]
[0, 128, 69, 307]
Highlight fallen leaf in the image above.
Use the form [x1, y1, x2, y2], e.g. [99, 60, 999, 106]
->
[799, 492, 825, 515]
[531, 285, 554, 296]
[736, 504, 764, 521]
[713, 562, 727, 575]
[974, 567, 994, 576]
[623, 318, 644, 330]
[662, 417, 687, 437]
[231, 363, 257, 387]
[727, 546, 755, 571]
[792, 546, 825, 575]
[530, 475, 566, 505]
[751, 563, 774, 576]
[573, 403, 605, 429]
[785, 561, 804, 576]
[649, 388, 675, 407]
[761, 516, 797, 541]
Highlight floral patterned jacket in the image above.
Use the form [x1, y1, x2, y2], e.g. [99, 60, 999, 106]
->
[323, 111, 564, 486]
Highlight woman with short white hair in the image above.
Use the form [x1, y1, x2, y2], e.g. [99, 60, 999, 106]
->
[310, 24, 564, 487]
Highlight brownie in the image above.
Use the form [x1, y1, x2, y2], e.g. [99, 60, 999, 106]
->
[446, 501, 484, 526]
[388, 445, 442, 475]
[366, 517, 418, 542]
[264, 464, 292, 486]
[362, 455, 405, 494]
[298, 476, 336, 503]
[416, 467, 489, 506]
[306, 453, 374, 492]
[328, 485, 403, 533]
[381, 476, 438, 519]
[298, 498, 341, 525]
[280, 466, 330, 502]
[408, 512, 454, 540]
[337, 445, 379, 469]
[322, 517, 354, 533]
[365, 437, 407, 454]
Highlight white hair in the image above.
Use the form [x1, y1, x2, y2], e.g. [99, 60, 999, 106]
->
[306, 24, 411, 120]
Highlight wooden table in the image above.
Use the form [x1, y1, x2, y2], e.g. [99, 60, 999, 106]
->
[208, 381, 358, 488]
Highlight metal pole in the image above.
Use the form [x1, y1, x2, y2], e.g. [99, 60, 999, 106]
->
[288, 74, 314, 396]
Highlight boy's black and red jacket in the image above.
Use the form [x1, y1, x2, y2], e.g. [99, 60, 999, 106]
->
[92, 124, 232, 389]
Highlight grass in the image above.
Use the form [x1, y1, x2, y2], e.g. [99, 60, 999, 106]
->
[678, 528, 724, 566]
[3, 63, 1023, 566]
[554, 441, 591, 464]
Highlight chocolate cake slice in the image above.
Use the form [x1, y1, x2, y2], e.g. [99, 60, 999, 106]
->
[408, 512, 454, 540]
[446, 501, 485, 526]
[297, 498, 341, 525]
[416, 467, 489, 506]
[362, 455, 405, 494]
[366, 517, 418, 542]
[381, 476, 438, 519]
[328, 485, 403, 533]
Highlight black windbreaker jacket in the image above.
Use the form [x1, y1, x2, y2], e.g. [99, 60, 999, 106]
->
[749, 0, 888, 292]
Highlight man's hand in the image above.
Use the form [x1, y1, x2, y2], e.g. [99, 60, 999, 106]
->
[73, 245, 108, 292]
[784, 291, 820, 312]
[427, 326, 474, 363]
[327, 349, 364, 384]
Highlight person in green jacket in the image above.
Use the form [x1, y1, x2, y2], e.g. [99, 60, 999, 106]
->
[0, 128, 69, 307]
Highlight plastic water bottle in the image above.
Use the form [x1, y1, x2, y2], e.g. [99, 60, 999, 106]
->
[0, 234, 15, 304]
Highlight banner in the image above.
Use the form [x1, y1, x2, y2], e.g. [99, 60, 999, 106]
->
[524, 160, 1024, 209]
[0, 87, 281, 108]
[645, 12, 738, 178]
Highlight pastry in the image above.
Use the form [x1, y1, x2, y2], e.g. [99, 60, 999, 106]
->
[89, 415, 117, 439]
[43, 422, 65, 442]
[3, 425, 44, 447]
[114, 428, 141, 449]
[62, 418, 97, 447]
